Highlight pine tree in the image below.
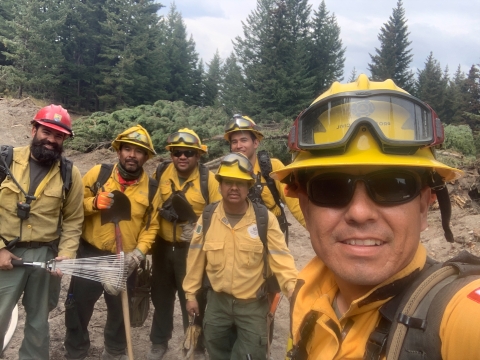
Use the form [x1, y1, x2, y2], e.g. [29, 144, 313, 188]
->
[234, 0, 314, 119]
[203, 50, 222, 106]
[309, 0, 345, 95]
[463, 64, 480, 128]
[415, 53, 446, 118]
[368, 0, 414, 92]
[162, 5, 201, 105]
[443, 65, 467, 125]
[220, 52, 246, 115]
[348, 67, 357, 82]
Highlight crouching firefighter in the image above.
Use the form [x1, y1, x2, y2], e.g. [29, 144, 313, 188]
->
[0, 105, 84, 359]
[224, 114, 306, 245]
[64, 125, 161, 360]
[270, 74, 480, 359]
[148, 128, 221, 360]
[183, 152, 298, 360]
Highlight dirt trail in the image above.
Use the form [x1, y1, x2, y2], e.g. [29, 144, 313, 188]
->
[1, 98, 479, 359]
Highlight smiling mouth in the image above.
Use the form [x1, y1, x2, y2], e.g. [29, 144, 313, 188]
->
[342, 239, 383, 246]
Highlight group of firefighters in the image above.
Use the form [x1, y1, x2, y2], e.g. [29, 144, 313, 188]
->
[0, 74, 479, 360]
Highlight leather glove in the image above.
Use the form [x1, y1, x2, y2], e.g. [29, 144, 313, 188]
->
[125, 248, 145, 276]
[103, 282, 122, 296]
[93, 192, 114, 210]
[179, 223, 195, 242]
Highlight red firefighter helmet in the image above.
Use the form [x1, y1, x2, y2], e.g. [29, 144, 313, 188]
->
[32, 105, 74, 137]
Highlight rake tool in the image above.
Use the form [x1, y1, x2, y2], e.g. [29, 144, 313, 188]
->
[11, 253, 127, 290]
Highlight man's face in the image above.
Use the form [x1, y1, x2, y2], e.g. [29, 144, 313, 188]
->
[30, 125, 66, 165]
[170, 147, 200, 177]
[219, 178, 250, 207]
[297, 166, 430, 288]
[117, 143, 148, 173]
[229, 132, 259, 162]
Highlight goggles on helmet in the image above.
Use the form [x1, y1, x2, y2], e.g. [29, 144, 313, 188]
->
[167, 132, 201, 146]
[220, 153, 254, 176]
[306, 169, 424, 207]
[288, 91, 444, 155]
[225, 115, 261, 133]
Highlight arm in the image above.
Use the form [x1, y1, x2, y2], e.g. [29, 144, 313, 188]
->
[440, 279, 480, 359]
[183, 216, 207, 301]
[134, 181, 161, 255]
[265, 212, 298, 296]
[57, 166, 84, 259]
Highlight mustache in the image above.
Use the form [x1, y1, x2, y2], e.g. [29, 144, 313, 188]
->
[30, 137, 63, 166]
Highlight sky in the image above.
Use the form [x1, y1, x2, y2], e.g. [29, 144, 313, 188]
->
[159, 0, 480, 81]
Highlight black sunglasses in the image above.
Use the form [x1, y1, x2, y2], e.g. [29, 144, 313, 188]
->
[171, 149, 197, 158]
[307, 169, 423, 207]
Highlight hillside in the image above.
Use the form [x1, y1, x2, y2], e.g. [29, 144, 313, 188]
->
[1, 98, 479, 359]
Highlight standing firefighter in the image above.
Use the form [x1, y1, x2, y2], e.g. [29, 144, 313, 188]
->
[64, 125, 161, 360]
[183, 152, 298, 360]
[271, 75, 480, 359]
[148, 128, 221, 360]
[0, 105, 84, 359]
[224, 114, 306, 241]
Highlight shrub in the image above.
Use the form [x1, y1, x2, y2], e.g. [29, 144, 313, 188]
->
[443, 124, 476, 157]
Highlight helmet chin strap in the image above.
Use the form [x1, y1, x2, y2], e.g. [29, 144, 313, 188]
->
[429, 172, 454, 243]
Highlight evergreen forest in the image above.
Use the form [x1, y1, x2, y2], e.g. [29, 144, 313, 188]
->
[1, 0, 479, 161]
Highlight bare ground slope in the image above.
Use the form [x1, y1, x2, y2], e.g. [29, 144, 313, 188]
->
[1, 98, 479, 359]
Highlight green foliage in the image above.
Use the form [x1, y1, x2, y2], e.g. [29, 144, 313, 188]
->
[69, 100, 230, 161]
[443, 124, 476, 156]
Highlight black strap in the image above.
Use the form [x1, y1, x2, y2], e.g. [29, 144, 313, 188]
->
[0, 145, 13, 184]
[199, 163, 209, 204]
[257, 150, 290, 243]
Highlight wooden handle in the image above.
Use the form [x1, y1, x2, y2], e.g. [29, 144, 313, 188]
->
[121, 290, 134, 359]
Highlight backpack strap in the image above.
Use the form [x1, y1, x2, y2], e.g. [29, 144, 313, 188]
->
[155, 159, 172, 181]
[0, 145, 14, 184]
[257, 150, 290, 243]
[201, 201, 220, 289]
[60, 157, 73, 194]
[252, 202, 269, 280]
[90, 163, 114, 195]
[199, 163, 209, 204]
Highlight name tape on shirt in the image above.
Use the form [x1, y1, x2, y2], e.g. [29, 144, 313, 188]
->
[467, 287, 480, 304]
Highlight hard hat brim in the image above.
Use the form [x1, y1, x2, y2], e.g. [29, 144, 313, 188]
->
[34, 120, 72, 136]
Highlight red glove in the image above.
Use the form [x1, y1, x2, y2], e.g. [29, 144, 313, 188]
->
[94, 192, 114, 210]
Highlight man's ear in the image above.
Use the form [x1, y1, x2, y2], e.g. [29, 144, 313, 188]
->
[253, 138, 259, 150]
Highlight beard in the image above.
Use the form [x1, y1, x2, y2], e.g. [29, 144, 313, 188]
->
[30, 136, 63, 167]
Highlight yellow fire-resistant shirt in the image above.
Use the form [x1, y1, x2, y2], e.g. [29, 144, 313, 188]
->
[183, 199, 298, 301]
[290, 244, 480, 359]
[253, 157, 306, 228]
[81, 164, 161, 255]
[0, 146, 84, 259]
[154, 162, 221, 242]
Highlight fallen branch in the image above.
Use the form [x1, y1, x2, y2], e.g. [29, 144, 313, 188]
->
[437, 150, 463, 159]
[13, 97, 31, 107]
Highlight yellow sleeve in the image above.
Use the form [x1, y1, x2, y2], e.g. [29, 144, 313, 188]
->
[440, 279, 480, 359]
[183, 216, 207, 301]
[271, 159, 306, 228]
[208, 171, 222, 203]
[265, 212, 298, 295]
[82, 165, 102, 216]
[135, 182, 162, 255]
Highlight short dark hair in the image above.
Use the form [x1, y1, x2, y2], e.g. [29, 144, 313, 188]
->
[229, 130, 257, 142]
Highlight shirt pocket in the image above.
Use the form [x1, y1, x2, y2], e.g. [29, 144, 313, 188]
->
[41, 186, 63, 217]
[0, 181, 21, 215]
[237, 241, 264, 268]
[203, 241, 225, 271]
[132, 192, 150, 219]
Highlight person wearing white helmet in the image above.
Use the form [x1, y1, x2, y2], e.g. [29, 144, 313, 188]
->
[183, 152, 298, 360]
[271, 75, 480, 359]
[0, 105, 84, 359]
[147, 128, 221, 360]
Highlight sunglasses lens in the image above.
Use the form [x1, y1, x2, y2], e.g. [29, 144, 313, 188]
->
[172, 150, 196, 158]
[308, 174, 352, 207]
[308, 171, 421, 206]
[367, 171, 419, 203]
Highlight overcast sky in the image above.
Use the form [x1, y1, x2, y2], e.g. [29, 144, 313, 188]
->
[160, 0, 480, 81]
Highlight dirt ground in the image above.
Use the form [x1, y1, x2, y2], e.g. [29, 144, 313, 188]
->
[1, 98, 479, 360]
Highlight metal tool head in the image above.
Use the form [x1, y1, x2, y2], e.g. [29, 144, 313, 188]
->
[171, 194, 198, 223]
[100, 190, 132, 225]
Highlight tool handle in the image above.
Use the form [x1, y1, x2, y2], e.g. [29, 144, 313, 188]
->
[11, 259, 25, 266]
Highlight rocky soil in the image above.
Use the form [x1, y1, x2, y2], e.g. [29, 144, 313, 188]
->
[1, 98, 479, 360]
